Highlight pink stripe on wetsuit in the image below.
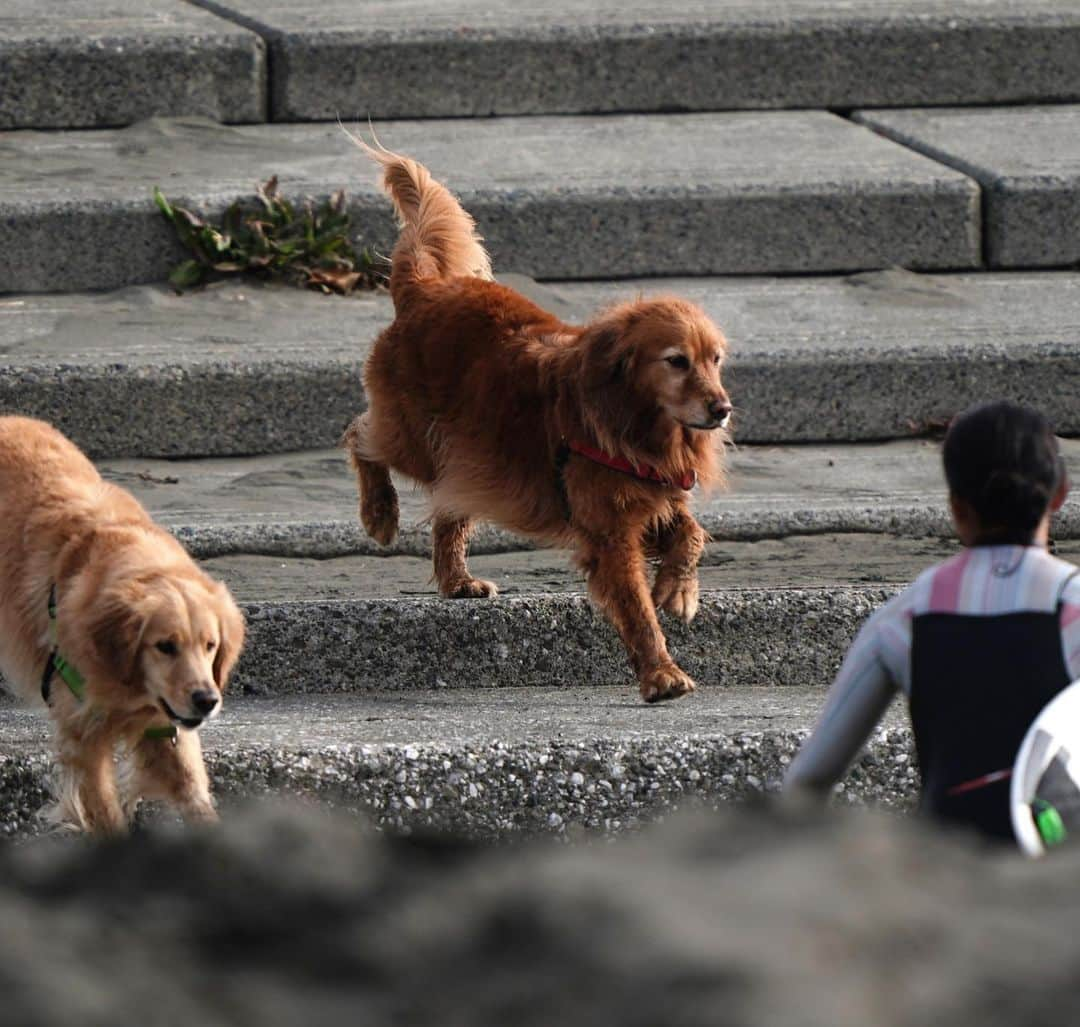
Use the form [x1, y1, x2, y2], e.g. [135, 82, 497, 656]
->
[785, 546, 1080, 793]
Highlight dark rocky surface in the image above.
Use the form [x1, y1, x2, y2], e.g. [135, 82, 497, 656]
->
[1, 799, 1076, 1026]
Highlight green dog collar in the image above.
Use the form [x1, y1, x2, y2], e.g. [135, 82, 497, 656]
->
[43, 585, 178, 744]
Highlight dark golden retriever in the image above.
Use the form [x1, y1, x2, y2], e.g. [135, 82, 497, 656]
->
[343, 143, 731, 702]
[0, 416, 245, 833]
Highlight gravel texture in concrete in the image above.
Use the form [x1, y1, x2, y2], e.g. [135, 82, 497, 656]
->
[5, 270, 1080, 454]
[200, 540, 1078, 695]
[0, 113, 978, 293]
[0, 0, 266, 130]
[191, 0, 1080, 119]
[856, 105, 1080, 269]
[95, 438, 1080, 558]
[0, 688, 914, 839]
[218, 585, 898, 696]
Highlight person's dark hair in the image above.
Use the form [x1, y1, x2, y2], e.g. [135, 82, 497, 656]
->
[943, 401, 1064, 545]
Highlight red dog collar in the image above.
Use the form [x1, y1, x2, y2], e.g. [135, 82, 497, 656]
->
[566, 440, 697, 491]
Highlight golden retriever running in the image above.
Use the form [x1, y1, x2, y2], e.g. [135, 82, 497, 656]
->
[0, 417, 245, 833]
[342, 143, 732, 703]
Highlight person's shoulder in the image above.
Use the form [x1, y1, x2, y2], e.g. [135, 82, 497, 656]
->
[904, 551, 970, 611]
[1054, 555, 1080, 605]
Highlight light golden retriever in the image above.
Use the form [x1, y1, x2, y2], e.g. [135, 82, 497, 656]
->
[0, 416, 245, 834]
[342, 142, 731, 703]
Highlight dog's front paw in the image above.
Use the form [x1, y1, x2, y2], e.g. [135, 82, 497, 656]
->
[639, 664, 696, 704]
[443, 577, 499, 599]
[652, 572, 700, 623]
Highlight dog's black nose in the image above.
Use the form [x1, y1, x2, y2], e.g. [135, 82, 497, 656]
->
[191, 690, 219, 716]
[709, 399, 733, 422]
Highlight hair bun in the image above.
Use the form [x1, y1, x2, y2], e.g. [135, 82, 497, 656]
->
[979, 468, 1051, 527]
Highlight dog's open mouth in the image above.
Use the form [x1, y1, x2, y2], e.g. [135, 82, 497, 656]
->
[159, 698, 204, 730]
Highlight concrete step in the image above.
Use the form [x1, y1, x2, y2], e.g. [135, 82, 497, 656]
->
[219, 576, 901, 697]
[194, 0, 1080, 120]
[0, 687, 914, 838]
[0, 112, 977, 293]
[99, 439, 1080, 559]
[0, 0, 266, 130]
[855, 105, 1080, 270]
[4, 270, 1080, 456]
[198, 534, 1080, 695]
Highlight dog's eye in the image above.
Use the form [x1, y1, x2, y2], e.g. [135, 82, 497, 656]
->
[206, 640, 217, 652]
[155, 640, 178, 657]
[712, 353, 722, 366]
[665, 355, 690, 370]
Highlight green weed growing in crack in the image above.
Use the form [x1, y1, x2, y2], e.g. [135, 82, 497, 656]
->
[153, 176, 382, 294]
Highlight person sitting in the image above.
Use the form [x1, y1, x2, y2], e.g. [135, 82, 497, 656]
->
[784, 400, 1079, 842]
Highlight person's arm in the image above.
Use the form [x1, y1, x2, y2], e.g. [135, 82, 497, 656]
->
[784, 611, 899, 796]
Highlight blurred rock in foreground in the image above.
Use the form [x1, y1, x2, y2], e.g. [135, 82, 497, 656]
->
[0, 800, 1075, 1026]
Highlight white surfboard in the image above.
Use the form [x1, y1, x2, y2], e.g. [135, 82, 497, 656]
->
[1011, 680, 1080, 857]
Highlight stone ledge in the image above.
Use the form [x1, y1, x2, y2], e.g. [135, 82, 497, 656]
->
[5, 271, 1080, 455]
[855, 106, 1080, 269]
[0, 0, 266, 129]
[193, 0, 1080, 119]
[0, 687, 914, 838]
[0, 112, 978, 293]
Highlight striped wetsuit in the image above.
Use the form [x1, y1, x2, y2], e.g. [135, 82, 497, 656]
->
[785, 545, 1080, 839]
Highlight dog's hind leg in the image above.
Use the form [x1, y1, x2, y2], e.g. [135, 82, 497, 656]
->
[342, 413, 400, 546]
[432, 514, 498, 599]
[650, 507, 708, 623]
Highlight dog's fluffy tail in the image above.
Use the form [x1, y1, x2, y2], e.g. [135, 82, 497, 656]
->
[346, 129, 493, 307]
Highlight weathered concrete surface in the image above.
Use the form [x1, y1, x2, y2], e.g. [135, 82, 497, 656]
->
[98, 439, 1080, 558]
[221, 585, 897, 695]
[204, 534, 1080, 603]
[856, 105, 1080, 268]
[0, 687, 913, 839]
[201, 540, 1079, 695]
[0, 282, 369, 458]
[0, 1, 266, 130]
[5, 270, 1080, 454]
[192, 0, 1080, 119]
[0, 113, 978, 293]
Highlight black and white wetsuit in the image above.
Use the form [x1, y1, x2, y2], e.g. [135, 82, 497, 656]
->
[785, 545, 1080, 840]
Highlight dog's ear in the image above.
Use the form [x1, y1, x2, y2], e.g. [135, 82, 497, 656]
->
[583, 326, 627, 383]
[578, 317, 643, 450]
[85, 584, 152, 687]
[211, 585, 246, 690]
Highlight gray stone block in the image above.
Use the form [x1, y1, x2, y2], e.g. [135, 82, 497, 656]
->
[0, 0, 266, 129]
[855, 106, 1080, 268]
[193, 0, 1080, 120]
[0, 283, 370, 458]
[0, 688, 915, 838]
[229, 587, 894, 696]
[5, 270, 1078, 456]
[0, 112, 978, 294]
